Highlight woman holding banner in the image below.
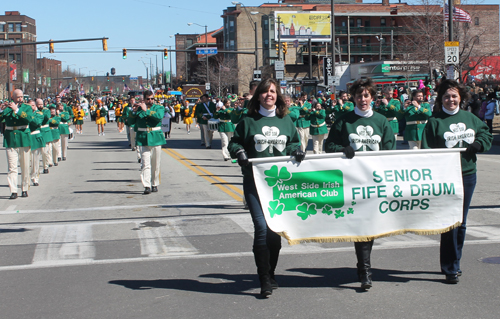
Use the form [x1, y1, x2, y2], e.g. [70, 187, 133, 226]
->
[228, 78, 305, 298]
[325, 78, 396, 290]
[422, 79, 492, 284]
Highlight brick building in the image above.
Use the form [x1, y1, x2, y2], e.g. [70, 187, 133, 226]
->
[0, 11, 37, 97]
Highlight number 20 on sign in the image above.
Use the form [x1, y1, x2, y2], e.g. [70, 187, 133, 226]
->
[445, 41, 459, 65]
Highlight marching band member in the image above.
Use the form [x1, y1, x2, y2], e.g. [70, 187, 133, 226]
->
[215, 99, 235, 161]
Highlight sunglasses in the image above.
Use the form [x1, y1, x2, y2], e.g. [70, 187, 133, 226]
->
[146, 98, 155, 100]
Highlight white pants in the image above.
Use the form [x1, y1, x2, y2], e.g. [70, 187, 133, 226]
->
[220, 131, 233, 159]
[6, 146, 31, 193]
[129, 126, 136, 150]
[31, 148, 41, 183]
[200, 123, 205, 145]
[140, 145, 161, 188]
[297, 127, 310, 152]
[408, 140, 421, 150]
[60, 134, 69, 158]
[311, 134, 326, 154]
[42, 142, 52, 169]
[201, 124, 214, 147]
[52, 139, 61, 163]
[126, 125, 131, 143]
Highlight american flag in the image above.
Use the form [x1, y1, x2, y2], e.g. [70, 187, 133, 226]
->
[140, 84, 145, 90]
[444, 4, 472, 23]
[123, 83, 131, 92]
[58, 85, 71, 97]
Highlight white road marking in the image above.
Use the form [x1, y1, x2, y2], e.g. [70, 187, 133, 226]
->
[32, 224, 95, 266]
[5, 205, 16, 212]
[136, 221, 197, 256]
[465, 226, 500, 240]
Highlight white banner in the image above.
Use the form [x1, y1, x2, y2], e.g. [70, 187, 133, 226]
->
[252, 150, 464, 245]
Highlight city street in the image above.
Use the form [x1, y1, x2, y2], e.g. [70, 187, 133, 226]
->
[0, 121, 499, 319]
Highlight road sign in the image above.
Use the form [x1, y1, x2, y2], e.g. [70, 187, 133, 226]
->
[323, 57, 334, 86]
[205, 83, 210, 90]
[196, 47, 218, 55]
[274, 61, 285, 71]
[333, 75, 340, 86]
[280, 80, 287, 88]
[444, 41, 459, 65]
[276, 71, 284, 80]
[253, 70, 262, 81]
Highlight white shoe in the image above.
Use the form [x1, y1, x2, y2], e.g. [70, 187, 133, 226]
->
[102, 132, 105, 136]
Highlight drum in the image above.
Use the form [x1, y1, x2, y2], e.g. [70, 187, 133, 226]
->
[208, 118, 220, 131]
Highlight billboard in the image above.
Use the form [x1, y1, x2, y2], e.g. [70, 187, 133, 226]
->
[275, 11, 331, 42]
[466, 56, 500, 81]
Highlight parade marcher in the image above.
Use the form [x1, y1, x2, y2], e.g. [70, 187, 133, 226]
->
[37, 99, 53, 174]
[162, 101, 174, 139]
[115, 99, 125, 133]
[422, 79, 492, 284]
[325, 78, 396, 290]
[214, 99, 235, 161]
[194, 94, 216, 149]
[283, 94, 299, 125]
[96, 100, 108, 136]
[335, 91, 355, 118]
[128, 90, 166, 194]
[1, 89, 33, 199]
[309, 102, 328, 154]
[484, 92, 496, 134]
[403, 89, 432, 149]
[375, 87, 401, 140]
[228, 78, 305, 297]
[49, 104, 61, 167]
[28, 100, 45, 186]
[232, 81, 259, 125]
[182, 100, 193, 134]
[296, 93, 312, 152]
[57, 103, 71, 161]
[174, 100, 181, 124]
[74, 104, 85, 134]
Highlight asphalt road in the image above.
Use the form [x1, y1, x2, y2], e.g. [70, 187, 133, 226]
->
[0, 120, 499, 319]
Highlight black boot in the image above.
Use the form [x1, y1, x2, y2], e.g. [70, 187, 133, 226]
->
[267, 230, 282, 289]
[355, 241, 374, 290]
[253, 245, 273, 297]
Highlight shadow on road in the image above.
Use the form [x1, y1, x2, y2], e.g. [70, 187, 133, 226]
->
[0, 228, 31, 233]
[108, 267, 443, 297]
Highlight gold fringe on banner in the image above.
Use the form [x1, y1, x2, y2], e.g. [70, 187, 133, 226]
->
[281, 221, 462, 246]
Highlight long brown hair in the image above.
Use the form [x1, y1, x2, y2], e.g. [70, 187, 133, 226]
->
[434, 79, 469, 112]
[247, 78, 288, 118]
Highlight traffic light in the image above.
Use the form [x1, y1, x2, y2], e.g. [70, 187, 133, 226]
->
[122, 77, 125, 82]
[107, 77, 110, 81]
[275, 43, 279, 56]
[283, 42, 288, 55]
[163, 48, 168, 60]
[102, 39, 108, 51]
[91, 77, 94, 81]
[49, 40, 54, 53]
[122, 48, 127, 59]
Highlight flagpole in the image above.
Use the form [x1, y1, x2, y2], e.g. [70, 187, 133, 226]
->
[448, 0, 453, 41]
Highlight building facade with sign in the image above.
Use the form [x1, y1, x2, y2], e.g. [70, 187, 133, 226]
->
[218, 1, 498, 94]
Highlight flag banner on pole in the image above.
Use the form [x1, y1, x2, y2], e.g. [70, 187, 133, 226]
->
[251, 150, 464, 245]
[444, 4, 472, 23]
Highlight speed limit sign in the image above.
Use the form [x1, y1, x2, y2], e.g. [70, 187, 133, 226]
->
[445, 41, 459, 65]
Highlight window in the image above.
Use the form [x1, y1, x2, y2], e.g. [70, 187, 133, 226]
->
[350, 37, 355, 44]
[349, 18, 354, 27]
[357, 37, 362, 44]
[380, 18, 386, 26]
[356, 19, 362, 27]
[350, 56, 356, 63]
[342, 40, 347, 45]
[364, 20, 370, 27]
[15, 23, 22, 32]
[341, 20, 346, 27]
[264, 19, 268, 31]
[475, 17, 479, 25]
[8, 23, 14, 32]
[229, 20, 234, 32]
[186, 39, 193, 46]
[230, 40, 235, 49]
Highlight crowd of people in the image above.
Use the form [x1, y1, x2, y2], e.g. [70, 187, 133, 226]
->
[1, 76, 496, 298]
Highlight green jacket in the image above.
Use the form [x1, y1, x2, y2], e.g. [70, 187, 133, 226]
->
[231, 106, 248, 124]
[295, 102, 311, 128]
[40, 108, 53, 143]
[404, 102, 432, 141]
[122, 105, 133, 127]
[377, 98, 401, 134]
[128, 104, 166, 147]
[288, 105, 300, 124]
[228, 113, 301, 178]
[49, 116, 61, 140]
[214, 108, 235, 133]
[309, 109, 328, 135]
[422, 109, 492, 176]
[194, 101, 217, 125]
[58, 111, 71, 135]
[325, 111, 396, 153]
[64, 104, 74, 119]
[29, 110, 46, 150]
[1, 103, 33, 148]
[334, 101, 354, 118]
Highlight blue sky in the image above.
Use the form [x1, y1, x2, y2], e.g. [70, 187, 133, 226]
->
[7, 0, 500, 78]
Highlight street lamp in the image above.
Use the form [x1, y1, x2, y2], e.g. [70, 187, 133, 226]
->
[376, 35, 384, 61]
[188, 22, 209, 87]
[158, 42, 174, 87]
[79, 67, 87, 77]
[139, 59, 149, 87]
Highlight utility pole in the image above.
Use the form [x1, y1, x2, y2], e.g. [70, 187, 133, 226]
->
[330, 0, 336, 93]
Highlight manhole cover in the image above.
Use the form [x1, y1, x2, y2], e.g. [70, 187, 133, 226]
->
[481, 257, 500, 264]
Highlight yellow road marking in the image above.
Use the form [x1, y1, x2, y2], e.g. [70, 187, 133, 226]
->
[163, 148, 243, 202]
